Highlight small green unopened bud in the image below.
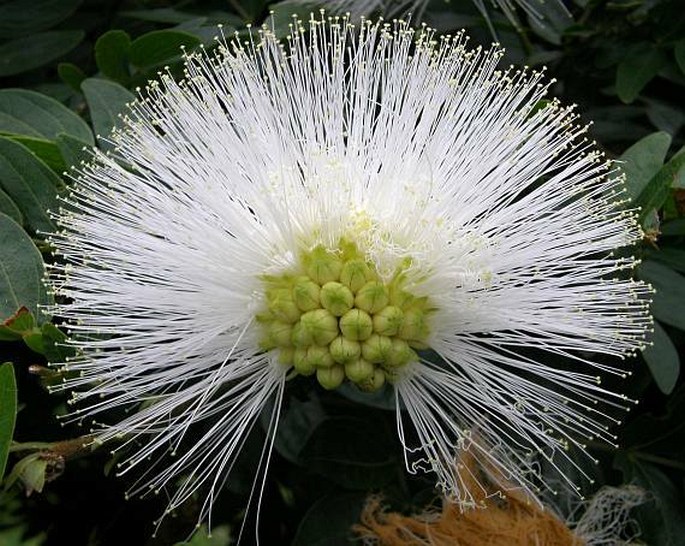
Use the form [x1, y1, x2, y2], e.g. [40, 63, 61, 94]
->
[320, 281, 354, 316]
[355, 281, 389, 313]
[340, 259, 374, 293]
[384, 338, 415, 368]
[278, 347, 294, 366]
[398, 308, 428, 342]
[293, 277, 321, 311]
[373, 306, 404, 336]
[293, 347, 315, 375]
[307, 345, 334, 368]
[358, 368, 386, 392]
[305, 246, 343, 285]
[317, 365, 345, 390]
[361, 334, 392, 363]
[388, 283, 414, 310]
[269, 321, 293, 347]
[339, 309, 373, 341]
[291, 321, 313, 347]
[269, 288, 301, 323]
[329, 336, 361, 363]
[344, 358, 374, 383]
[300, 309, 339, 346]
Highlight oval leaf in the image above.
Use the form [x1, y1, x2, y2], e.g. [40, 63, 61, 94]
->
[0, 213, 46, 321]
[0, 89, 93, 144]
[616, 46, 667, 104]
[0, 188, 22, 225]
[95, 30, 131, 84]
[642, 322, 680, 394]
[0, 30, 85, 77]
[128, 30, 200, 69]
[0, 137, 62, 233]
[0, 0, 82, 39]
[81, 78, 135, 149]
[0, 362, 17, 478]
[638, 260, 685, 331]
[619, 131, 671, 201]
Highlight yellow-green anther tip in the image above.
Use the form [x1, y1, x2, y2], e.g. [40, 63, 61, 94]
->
[340, 309, 374, 341]
[320, 281, 354, 316]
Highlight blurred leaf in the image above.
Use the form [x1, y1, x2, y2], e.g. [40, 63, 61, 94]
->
[174, 525, 231, 546]
[337, 382, 396, 410]
[268, 1, 318, 39]
[121, 8, 241, 26]
[0, 137, 62, 233]
[274, 396, 327, 463]
[661, 218, 685, 236]
[95, 30, 131, 84]
[644, 98, 685, 136]
[0, 188, 22, 225]
[637, 150, 685, 223]
[0, 31, 85, 77]
[0, 214, 47, 322]
[81, 78, 135, 149]
[619, 131, 671, 201]
[0, 363, 17, 478]
[57, 62, 86, 92]
[642, 322, 680, 394]
[3, 136, 65, 174]
[291, 492, 365, 546]
[616, 45, 668, 103]
[128, 30, 201, 69]
[301, 416, 397, 489]
[0, 89, 93, 144]
[645, 247, 685, 273]
[56, 133, 91, 171]
[616, 455, 685, 545]
[0, 526, 46, 546]
[638, 260, 685, 331]
[676, 40, 685, 75]
[0, 0, 82, 39]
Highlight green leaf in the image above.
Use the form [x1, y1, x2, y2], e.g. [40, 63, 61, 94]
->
[0, 214, 47, 322]
[121, 8, 241, 26]
[128, 30, 201, 70]
[57, 62, 86, 92]
[645, 247, 685, 273]
[292, 493, 365, 546]
[637, 152, 685, 223]
[615, 455, 685, 545]
[0, 137, 62, 233]
[642, 322, 680, 394]
[675, 40, 685, 75]
[0, 89, 93, 144]
[0, 31, 85, 78]
[616, 46, 668, 103]
[268, 2, 318, 39]
[3, 136, 65, 174]
[619, 131, 671, 201]
[81, 78, 135, 149]
[40, 323, 72, 363]
[0, 307, 35, 341]
[56, 133, 91, 171]
[638, 260, 685, 331]
[0, 0, 82, 39]
[94, 30, 131, 84]
[274, 396, 328, 463]
[661, 218, 685, 236]
[0, 363, 17, 478]
[0, 188, 22, 225]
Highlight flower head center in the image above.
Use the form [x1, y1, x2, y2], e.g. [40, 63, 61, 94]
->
[259, 240, 432, 392]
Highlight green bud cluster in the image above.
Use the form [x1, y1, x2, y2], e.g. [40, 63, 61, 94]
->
[258, 241, 432, 392]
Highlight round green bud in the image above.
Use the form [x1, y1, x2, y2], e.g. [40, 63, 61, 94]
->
[293, 347, 315, 375]
[268, 288, 301, 323]
[293, 277, 321, 312]
[305, 246, 343, 285]
[361, 334, 392, 364]
[307, 345, 334, 368]
[329, 336, 361, 363]
[300, 309, 339, 346]
[398, 308, 428, 342]
[358, 368, 386, 392]
[278, 347, 294, 366]
[384, 338, 415, 368]
[339, 309, 373, 341]
[388, 284, 414, 310]
[317, 365, 345, 390]
[340, 259, 374, 293]
[291, 321, 313, 347]
[320, 281, 354, 316]
[269, 321, 293, 347]
[354, 281, 389, 314]
[344, 358, 374, 383]
[373, 305, 404, 336]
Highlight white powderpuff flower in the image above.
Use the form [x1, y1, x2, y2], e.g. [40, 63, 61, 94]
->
[47, 15, 651, 532]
